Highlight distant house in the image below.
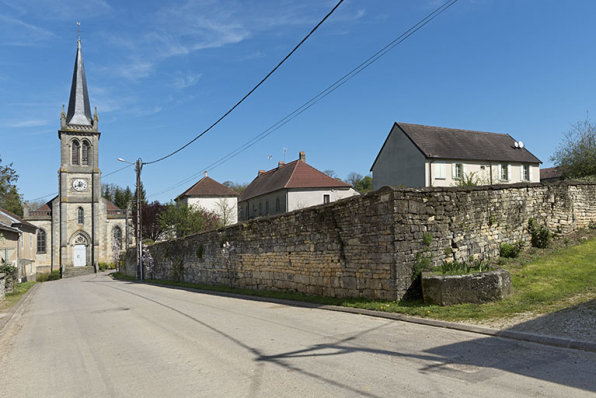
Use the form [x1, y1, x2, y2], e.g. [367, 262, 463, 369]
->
[540, 167, 564, 182]
[175, 172, 239, 225]
[238, 151, 359, 221]
[0, 208, 38, 282]
[371, 122, 542, 190]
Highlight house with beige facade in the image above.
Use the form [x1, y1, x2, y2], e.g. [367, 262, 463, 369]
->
[0, 208, 38, 282]
[371, 122, 542, 190]
[175, 172, 239, 226]
[238, 152, 359, 221]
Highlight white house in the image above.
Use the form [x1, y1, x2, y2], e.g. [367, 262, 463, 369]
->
[0, 207, 38, 282]
[176, 172, 239, 225]
[371, 122, 542, 190]
[238, 151, 359, 221]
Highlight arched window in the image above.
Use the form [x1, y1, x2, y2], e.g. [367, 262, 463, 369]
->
[72, 140, 80, 165]
[82, 141, 90, 166]
[113, 226, 122, 248]
[37, 229, 46, 253]
[77, 207, 84, 224]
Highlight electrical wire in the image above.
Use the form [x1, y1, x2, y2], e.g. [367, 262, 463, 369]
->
[148, 0, 458, 199]
[143, 0, 345, 166]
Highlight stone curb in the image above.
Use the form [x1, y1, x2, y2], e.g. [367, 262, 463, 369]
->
[0, 283, 39, 332]
[116, 276, 596, 354]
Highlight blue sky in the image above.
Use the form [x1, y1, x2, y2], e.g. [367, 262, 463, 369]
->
[2, 0, 596, 205]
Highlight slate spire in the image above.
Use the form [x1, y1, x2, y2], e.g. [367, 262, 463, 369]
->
[66, 39, 92, 126]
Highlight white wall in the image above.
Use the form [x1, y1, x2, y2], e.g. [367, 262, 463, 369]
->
[184, 197, 238, 225]
[425, 160, 540, 187]
[287, 188, 360, 212]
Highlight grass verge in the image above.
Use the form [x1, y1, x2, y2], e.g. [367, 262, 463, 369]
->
[112, 232, 596, 325]
[0, 281, 36, 314]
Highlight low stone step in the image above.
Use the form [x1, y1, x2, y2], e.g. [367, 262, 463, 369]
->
[63, 266, 96, 279]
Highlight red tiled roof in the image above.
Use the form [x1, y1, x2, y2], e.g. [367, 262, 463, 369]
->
[176, 176, 239, 201]
[239, 159, 351, 201]
[540, 167, 563, 180]
[106, 200, 122, 211]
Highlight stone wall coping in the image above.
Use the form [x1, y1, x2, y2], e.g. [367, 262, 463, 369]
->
[421, 269, 508, 280]
[0, 273, 4, 280]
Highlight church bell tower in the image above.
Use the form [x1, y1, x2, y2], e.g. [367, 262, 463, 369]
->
[57, 39, 101, 270]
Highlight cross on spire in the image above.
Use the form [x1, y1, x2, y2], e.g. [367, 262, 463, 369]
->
[77, 22, 81, 42]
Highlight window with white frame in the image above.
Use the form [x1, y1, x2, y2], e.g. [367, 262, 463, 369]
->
[453, 163, 463, 179]
[522, 164, 530, 181]
[435, 162, 446, 179]
[500, 164, 509, 181]
[323, 194, 330, 204]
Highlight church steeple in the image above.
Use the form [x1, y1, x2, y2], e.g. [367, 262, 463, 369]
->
[65, 39, 92, 126]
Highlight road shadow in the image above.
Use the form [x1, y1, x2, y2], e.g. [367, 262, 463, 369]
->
[504, 299, 596, 343]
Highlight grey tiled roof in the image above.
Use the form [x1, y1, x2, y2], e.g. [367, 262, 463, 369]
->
[66, 40, 92, 126]
[373, 123, 542, 169]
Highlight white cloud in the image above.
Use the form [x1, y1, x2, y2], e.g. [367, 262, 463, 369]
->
[0, 14, 55, 46]
[6, 119, 50, 128]
[171, 72, 202, 89]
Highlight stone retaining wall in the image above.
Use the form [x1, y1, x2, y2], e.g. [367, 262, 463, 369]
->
[0, 273, 5, 302]
[123, 181, 596, 300]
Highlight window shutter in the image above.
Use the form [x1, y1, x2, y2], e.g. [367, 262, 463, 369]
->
[498, 164, 502, 180]
[463, 164, 467, 177]
[529, 165, 533, 181]
[520, 164, 524, 180]
[507, 164, 512, 181]
[452, 163, 456, 178]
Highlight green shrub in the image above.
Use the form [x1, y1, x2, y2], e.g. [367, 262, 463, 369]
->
[488, 214, 497, 226]
[47, 270, 61, 281]
[412, 252, 432, 281]
[444, 247, 453, 257]
[529, 218, 552, 248]
[422, 232, 433, 247]
[499, 241, 524, 258]
[98, 262, 109, 271]
[438, 259, 491, 275]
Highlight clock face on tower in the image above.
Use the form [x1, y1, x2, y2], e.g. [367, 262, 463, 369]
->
[72, 179, 88, 192]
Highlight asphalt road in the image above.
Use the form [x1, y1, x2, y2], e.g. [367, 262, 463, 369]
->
[0, 273, 595, 398]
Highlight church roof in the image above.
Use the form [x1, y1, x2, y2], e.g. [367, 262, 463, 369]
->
[239, 158, 351, 202]
[66, 40, 92, 126]
[176, 174, 239, 201]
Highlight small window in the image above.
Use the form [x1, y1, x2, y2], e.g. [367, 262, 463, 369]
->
[522, 165, 530, 181]
[454, 163, 463, 179]
[37, 229, 46, 253]
[323, 194, 330, 204]
[72, 140, 80, 165]
[82, 141, 90, 166]
[113, 226, 122, 247]
[500, 164, 509, 181]
[265, 201, 269, 214]
[78, 207, 84, 224]
[240, 207, 244, 219]
[276, 198, 280, 212]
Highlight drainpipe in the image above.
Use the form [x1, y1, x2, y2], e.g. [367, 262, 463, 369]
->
[489, 161, 493, 185]
[429, 160, 434, 187]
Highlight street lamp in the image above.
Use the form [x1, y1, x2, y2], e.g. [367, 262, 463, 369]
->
[118, 157, 144, 281]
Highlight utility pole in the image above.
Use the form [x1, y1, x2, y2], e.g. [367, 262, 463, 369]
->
[136, 158, 143, 281]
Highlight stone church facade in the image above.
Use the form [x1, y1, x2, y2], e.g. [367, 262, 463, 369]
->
[25, 40, 129, 276]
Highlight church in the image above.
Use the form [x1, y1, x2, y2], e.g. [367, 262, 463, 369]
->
[25, 40, 129, 277]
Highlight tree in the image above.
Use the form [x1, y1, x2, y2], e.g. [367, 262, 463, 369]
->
[223, 181, 248, 194]
[323, 169, 337, 179]
[0, 156, 23, 216]
[141, 201, 166, 241]
[551, 119, 596, 180]
[355, 175, 373, 193]
[215, 198, 236, 227]
[345, 172, 363, 188]
[158, 203, 220, 239]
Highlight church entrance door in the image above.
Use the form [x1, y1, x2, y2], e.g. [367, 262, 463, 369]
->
[73, 244, 86, 267]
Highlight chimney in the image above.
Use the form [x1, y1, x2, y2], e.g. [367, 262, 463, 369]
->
[204, 171, 208, 177]
[278, 161, 285, 168]
[299, 151, 306, 162]
[258, 170, 266, 176]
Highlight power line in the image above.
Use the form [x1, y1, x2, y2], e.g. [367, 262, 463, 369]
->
[148, 0, 458, 199]
[26, 164, 134, 204]
[144, 0, 346, 166]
